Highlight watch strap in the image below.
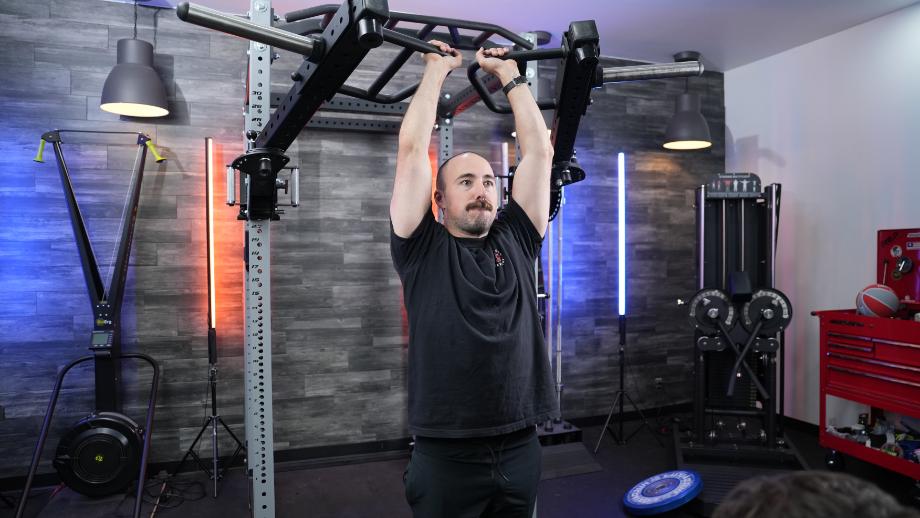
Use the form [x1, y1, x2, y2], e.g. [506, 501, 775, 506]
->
[501, 75, 527, 95]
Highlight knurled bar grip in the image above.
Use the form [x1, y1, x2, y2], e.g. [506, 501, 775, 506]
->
[600, 61, 703, 84]
[177, 2, 321, 59]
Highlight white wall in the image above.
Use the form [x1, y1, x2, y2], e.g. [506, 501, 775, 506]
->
[725, 4, 920, 425]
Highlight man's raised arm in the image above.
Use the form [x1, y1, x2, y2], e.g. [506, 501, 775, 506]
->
[476, 47, 553, 237]
[390, 41, 462, 238]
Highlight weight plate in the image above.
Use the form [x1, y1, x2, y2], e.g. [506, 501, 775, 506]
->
[623, 469, 703, 515]
[687, 289, 735, 334]
[741, 288, 793, 335]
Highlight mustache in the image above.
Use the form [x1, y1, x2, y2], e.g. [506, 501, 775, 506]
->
[465, 200, 493, 211]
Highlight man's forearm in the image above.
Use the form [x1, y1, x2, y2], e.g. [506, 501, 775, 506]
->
[399, 63, 451, 151]
[495, 68, 553, 160]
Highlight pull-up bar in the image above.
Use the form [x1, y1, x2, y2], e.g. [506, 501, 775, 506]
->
[176, 0, 706, 223]
[284, 4, 534, 51]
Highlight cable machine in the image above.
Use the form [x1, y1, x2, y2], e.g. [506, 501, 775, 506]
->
[177, 2, 705, 515]
[676, 172, 808, 514]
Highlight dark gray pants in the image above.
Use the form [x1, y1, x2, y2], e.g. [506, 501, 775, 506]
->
[403, 427, 541, 518]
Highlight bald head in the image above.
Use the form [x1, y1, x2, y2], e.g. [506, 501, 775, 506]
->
[437, 152, 492, 192]
[434, 151, 498, 238]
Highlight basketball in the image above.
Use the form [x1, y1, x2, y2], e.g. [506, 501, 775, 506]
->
[856, 284, 900, 318]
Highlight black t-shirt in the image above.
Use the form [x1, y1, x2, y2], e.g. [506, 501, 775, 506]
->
[390, 198, 559, 438]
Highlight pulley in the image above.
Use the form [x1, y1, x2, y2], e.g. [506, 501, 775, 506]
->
[687, 289, 736, 334]
[741, 288, 792, 335]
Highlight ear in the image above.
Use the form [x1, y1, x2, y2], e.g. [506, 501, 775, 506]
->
[434, 190, 444, 209]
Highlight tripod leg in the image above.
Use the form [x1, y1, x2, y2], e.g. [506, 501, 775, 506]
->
[620, 392, 665, 448]
[219, 418, 246, 450]
[190, 416, 247, 497]
[218, 417, 246, 482]
[593, 392, 623, 453]
[174, 418, 214, 478]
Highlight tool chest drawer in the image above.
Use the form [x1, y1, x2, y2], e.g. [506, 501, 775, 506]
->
[814, 309, 920, 480]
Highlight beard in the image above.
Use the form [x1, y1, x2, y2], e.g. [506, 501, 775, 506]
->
[454, 199, 495, 236]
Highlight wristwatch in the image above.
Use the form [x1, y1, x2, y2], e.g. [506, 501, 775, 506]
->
[502, 75, 528, 96]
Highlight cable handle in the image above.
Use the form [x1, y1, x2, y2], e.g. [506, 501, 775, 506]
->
[144, 140, 166, 163]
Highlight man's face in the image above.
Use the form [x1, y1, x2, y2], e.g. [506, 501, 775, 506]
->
[436, 153, 498, 237]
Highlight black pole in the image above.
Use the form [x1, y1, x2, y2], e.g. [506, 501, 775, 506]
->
[779, 333, 785, 435]
[208, 329, 218, 412]
[594, 313, 664, 451]
[694, 346, 706, 441]
[127, 353, 160, 518]
[47, 136, 104, 310]
[766, 351, 777, 448]
[618, 314, 626, 442]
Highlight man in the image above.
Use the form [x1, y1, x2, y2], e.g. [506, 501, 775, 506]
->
[712, 470, 920, 518]
[390, 40, 558, 518]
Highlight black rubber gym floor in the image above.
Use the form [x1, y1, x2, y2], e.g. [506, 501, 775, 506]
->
[3, 419, 918, 518]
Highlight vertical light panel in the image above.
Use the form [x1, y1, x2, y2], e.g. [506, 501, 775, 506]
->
[205, 137, 216, 329]
[618, 152, 626, 316]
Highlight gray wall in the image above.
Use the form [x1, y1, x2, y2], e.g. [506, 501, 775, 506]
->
[0, 0, 724, 479]
[555, 57, 724, 419]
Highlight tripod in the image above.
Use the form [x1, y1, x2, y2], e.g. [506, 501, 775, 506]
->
[173, 329, 245, 497]
[594, 315, 664, 452]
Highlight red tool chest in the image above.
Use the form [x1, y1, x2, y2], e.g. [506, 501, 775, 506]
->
[813, 309, 920, 479]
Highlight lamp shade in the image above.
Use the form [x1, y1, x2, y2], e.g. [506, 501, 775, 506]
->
[100, 39, 169, 117]
[663, 92, 710, 150]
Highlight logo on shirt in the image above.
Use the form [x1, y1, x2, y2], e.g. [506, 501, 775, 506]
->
[493, 248, 505, 267]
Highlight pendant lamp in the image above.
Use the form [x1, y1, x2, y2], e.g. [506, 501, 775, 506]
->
[663, 51, 710, 150]
[100, 1, 169, 117]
